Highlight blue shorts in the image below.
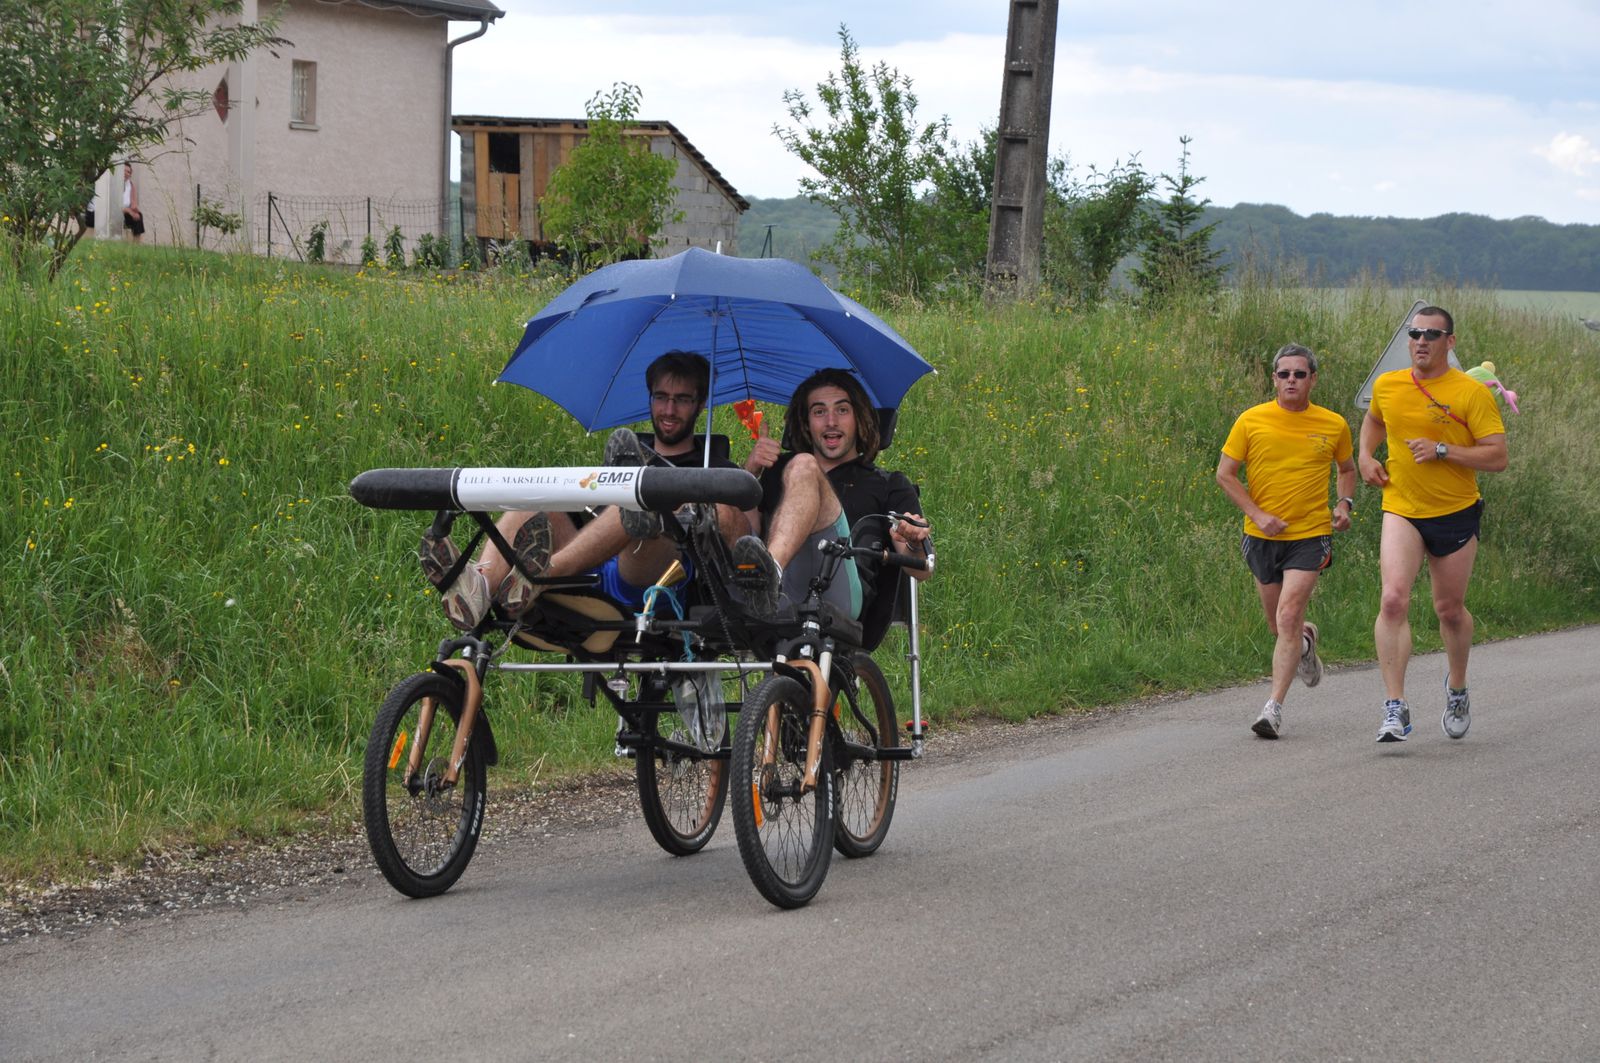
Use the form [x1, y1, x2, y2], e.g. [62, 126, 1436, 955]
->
[593, 554, 697, 610]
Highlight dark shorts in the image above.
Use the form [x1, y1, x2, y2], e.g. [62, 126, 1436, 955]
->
[1241, 534, 1331, 585]
[593, 553, 697, 611]
[123, 210, 144, 236]
[1402, 499, 1483, 558]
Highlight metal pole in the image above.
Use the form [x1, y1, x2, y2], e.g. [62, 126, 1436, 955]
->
[195, 183, 201, 247]
[266, 191, 273, 258]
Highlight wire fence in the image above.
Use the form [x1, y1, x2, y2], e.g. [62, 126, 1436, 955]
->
[252, 192, 463, 264]
[185, 186, 475, 264]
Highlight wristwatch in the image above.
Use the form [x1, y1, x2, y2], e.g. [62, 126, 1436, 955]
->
[1435, 442, 1448, 461]
[1337, 496, 1355, 511]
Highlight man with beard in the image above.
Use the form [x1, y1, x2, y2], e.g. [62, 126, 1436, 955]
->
[422, 351, 753, 629]
[734, 368, 931, 619]
[1359, 306, 1507, 743]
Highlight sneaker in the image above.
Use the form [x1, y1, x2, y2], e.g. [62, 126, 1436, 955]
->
[1376, 698, 1412, 743]
[1252, 699, 1283, 739]
[495, 512, 551, 617]
[1443, 673, 1471, 739]
[1297, 621, 1324, 688]
[730, 535, 782, 617]
[419, 532, 490, 631]
[604, 428, 663, 540]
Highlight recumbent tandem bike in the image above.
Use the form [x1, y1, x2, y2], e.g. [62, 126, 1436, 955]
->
[349, 455, 931, 909]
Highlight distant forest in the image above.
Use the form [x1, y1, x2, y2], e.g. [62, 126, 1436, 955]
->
[738, 196, 1600, 291]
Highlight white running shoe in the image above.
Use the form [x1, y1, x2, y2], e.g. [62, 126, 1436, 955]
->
[1376, 698, 1411, 743]
[1297, 621, 1324, 687]
[1252, 699, 1283, 739]
[1443, 674, 1471, 739]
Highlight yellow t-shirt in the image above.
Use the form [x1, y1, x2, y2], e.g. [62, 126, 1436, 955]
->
[1222, 401, 1354, 540]
[1369, 367, 1506, 518]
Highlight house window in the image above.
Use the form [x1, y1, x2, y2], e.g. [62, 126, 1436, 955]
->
[291, 61, 317, 128]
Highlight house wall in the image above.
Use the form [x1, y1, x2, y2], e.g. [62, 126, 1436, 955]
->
[139, 0, 448, 257]
[650, 138, 741, 257]
[456, 123, 742, 257]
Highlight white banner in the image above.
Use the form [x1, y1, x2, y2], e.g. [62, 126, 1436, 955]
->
[452, 467, 642, 511]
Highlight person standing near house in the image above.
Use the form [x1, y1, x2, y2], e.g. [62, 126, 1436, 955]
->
[121, 162, 143, 243]
[1216, 343, 1356, 739]
[1359, 306, 1507, 743]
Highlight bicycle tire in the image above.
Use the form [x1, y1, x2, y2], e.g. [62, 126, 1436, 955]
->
[731, 674, 834, 908]
[362, 672, 486, 898]
[832, 654, 900, 858]
[636, 706, 729, 856]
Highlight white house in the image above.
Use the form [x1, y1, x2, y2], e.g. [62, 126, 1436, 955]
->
[109, 0, 502, 258]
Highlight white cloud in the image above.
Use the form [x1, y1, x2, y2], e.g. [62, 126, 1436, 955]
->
[1537, 132, 1600, 176]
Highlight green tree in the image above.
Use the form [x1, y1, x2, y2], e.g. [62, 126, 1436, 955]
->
[0, 0, 283, 280]
[924, 125, 997, 281]
[1132, 135, 1227, 304]
[774, 25, 954, 296]
[540, 82, 680, 271]
[1042, 155, 1155, 304]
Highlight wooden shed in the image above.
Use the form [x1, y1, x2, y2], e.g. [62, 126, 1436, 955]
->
[452, 115, 749, 257]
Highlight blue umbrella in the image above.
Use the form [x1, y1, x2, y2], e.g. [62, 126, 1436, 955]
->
[496, 247, 934, 431]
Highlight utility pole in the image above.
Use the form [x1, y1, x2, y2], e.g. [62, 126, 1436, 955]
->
[984, 0, 1059, 295]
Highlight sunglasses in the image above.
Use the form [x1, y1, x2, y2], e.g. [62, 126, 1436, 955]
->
[1406, 328, 1452, 341]
[1274, 369, 1310, 380]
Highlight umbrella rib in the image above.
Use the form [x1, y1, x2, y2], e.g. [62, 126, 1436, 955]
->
[591, 295, 679, 428]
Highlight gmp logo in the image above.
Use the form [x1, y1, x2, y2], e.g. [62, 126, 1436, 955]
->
[595, 470, 636, 486]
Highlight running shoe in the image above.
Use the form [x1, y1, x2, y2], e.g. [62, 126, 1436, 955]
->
[495, 512, 551, 617]
[1376, 698, 1412, 743]
[1297, 621, 1324, 687]
[1443, 673, 1471, 740]
[604, 427, 663, 540]
[731, 535, 782, 617]
[419, 531, 490, 632]
[1252, 699, 1283, 739]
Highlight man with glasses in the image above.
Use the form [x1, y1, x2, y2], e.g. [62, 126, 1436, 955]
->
[1359, 307, 1507, 743]
[1217, 343, 1356, 738]
[422, 350, 754, 629]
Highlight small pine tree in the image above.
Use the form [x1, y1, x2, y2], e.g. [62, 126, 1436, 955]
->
[1132, 136, 1226, 304]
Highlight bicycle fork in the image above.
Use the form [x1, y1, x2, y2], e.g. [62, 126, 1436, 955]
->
[403, 656, 484, 790]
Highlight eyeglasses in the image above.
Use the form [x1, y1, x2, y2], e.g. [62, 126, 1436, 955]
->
[1406, 328, 1452, 341]
[1274, 369, 1309, 380]
[649, 391, 699, 409]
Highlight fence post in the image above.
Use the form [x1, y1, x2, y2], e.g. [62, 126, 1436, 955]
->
[266, 191, 273, 259]
[366, 198, 372, 237]
[195, 184, 201, 248]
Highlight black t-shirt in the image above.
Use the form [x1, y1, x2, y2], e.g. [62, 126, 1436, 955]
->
[638, 433, 738, 471]
[758, 454, 923, 537]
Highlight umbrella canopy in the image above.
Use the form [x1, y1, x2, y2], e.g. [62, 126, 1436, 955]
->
[497, 247, 934, 431]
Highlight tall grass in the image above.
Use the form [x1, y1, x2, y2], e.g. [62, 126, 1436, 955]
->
[3, 242, 1597, 878]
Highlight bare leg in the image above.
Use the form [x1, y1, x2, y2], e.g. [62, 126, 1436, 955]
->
[764, 454, 843, 568]
[477, 509, 577, 591]
[1376, 514, 1426, 701]
[1261, 569, 1319, 705]
[1428, 536, 1480, 689]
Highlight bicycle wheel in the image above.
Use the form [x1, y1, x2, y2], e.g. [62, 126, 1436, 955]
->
[636, 707, 729, 856]
[731, 675, 834, 908]
[362, 672, 486, 898]
[833, 654, 900, 858]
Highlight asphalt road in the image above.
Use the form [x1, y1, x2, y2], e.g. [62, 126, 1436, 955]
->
[4, 627, 1597, 1062]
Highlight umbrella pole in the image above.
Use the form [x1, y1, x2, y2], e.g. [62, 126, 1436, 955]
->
[703, 306, 719, 467]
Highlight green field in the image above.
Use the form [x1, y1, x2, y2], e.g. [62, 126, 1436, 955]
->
[4, 243, 1598, 880]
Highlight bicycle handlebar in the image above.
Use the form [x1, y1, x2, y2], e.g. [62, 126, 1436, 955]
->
[349, 465, 761, 513]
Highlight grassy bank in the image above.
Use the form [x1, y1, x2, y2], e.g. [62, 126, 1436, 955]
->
[4, 242, 1598, 879]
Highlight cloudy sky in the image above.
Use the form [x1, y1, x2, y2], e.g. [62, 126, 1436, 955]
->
[451, 1, 1600, 224]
